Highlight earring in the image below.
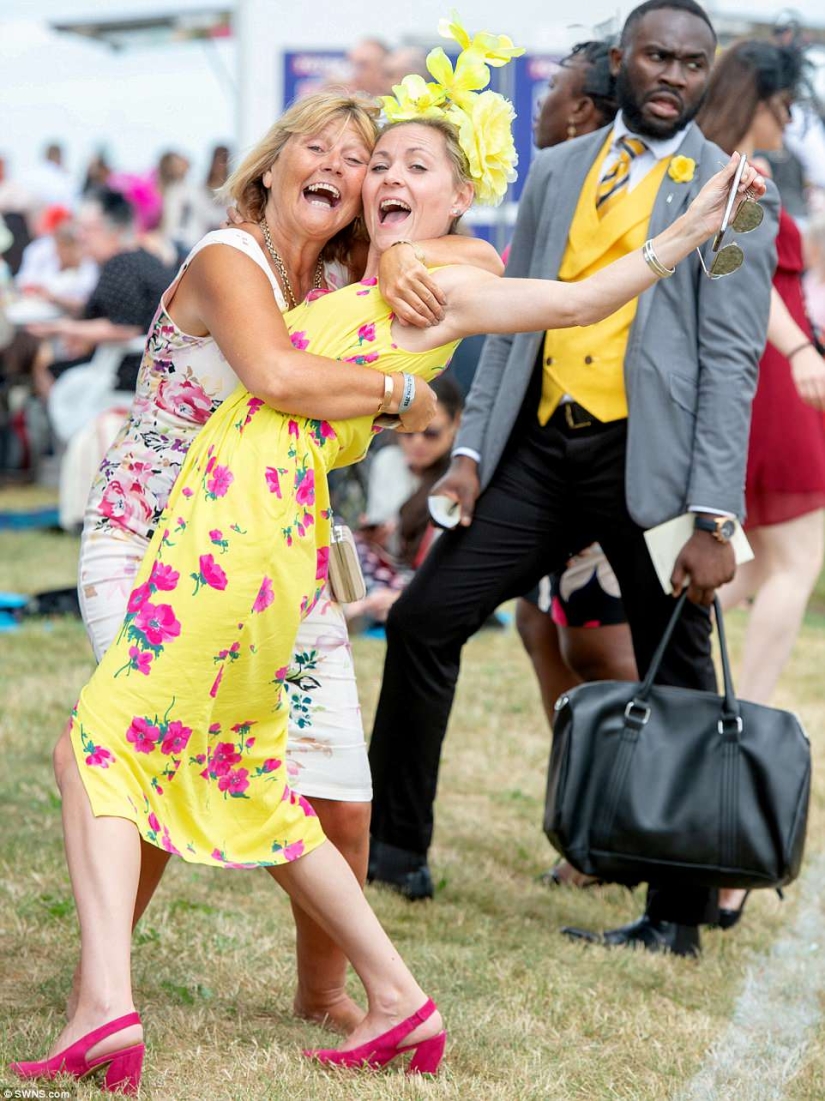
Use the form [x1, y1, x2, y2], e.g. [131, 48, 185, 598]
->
[451, 207, 461, 216]
[566, 120, 577, 140]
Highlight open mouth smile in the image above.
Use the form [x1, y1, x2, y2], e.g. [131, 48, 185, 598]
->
[379, 197, 412, 225]
[302, 182, 342, 209]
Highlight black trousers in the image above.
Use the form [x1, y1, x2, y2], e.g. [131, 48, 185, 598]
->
[369, 412, 719, 926]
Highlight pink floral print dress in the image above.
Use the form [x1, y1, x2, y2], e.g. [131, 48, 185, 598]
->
[69, 275, 458, 868]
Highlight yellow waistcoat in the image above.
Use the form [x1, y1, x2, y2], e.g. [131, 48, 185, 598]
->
[538, 137, 671, 425]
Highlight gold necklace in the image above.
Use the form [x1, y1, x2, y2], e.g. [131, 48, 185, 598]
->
[258, 218, 324, 309]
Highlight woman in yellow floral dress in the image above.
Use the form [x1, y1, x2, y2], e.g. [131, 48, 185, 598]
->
[12, 20, 765, 1090]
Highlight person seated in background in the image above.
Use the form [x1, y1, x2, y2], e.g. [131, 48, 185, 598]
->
[347, 376, 464, 629]
[16, 207, 98, 314]
[0, 330, 49, 478]
[27, 187, 175, 398]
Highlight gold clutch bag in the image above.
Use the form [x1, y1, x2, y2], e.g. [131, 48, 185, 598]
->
[327, 523, 367, 603]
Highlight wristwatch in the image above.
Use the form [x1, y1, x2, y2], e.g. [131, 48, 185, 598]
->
[693, 515, 736, 543]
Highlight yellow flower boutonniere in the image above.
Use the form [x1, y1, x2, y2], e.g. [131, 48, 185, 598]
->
[668, 155, 696, 183]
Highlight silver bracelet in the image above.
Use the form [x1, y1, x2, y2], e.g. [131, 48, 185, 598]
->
[398, 373, 416, 413]
[642, 239, 676, 279]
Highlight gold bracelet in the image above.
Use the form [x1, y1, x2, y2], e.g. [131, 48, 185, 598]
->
[377, 372, 395, 414]
[390, 239, 426, 265]
[642, 239, 675, 279]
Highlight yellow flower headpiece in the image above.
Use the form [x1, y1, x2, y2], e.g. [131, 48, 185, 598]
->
[380, 11, 525, 206]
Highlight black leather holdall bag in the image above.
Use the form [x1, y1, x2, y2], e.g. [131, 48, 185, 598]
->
[544, 593, 811, 889]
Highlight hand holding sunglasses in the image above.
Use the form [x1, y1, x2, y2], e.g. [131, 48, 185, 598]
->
[695, 153, 766, 279]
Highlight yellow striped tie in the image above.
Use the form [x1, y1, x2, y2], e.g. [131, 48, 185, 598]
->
[596, 137, 647, 217]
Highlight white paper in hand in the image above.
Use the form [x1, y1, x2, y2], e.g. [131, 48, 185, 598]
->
[644, 514, 754, 594]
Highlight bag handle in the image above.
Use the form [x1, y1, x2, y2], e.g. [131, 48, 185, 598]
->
[632, 592, 741, 732]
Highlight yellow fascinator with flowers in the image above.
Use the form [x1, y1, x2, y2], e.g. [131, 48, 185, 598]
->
[380, 12, 524, 206]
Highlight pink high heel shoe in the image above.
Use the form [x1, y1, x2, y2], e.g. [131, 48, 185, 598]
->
[304, 997, 446, 1075]
[10, 1011, 144, 1095]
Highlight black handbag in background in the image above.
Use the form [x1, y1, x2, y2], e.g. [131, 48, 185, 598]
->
[544, 593, 811, 890]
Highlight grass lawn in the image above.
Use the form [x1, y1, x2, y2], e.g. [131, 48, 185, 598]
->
[1, 487, 824, 1100]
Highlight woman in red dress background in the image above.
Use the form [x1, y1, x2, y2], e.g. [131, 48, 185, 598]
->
[699, 41, 825, 710]
[699, 40, 825, 922]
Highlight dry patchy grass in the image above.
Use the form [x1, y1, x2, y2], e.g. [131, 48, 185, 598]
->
[1, 494, 824, 1100]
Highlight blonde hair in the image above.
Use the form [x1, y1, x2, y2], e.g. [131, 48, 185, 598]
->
[223, 91, 381, 262]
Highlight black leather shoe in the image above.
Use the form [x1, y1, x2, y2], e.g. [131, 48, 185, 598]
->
[562, 915, 701, 957]
[367, 839, 434, 901]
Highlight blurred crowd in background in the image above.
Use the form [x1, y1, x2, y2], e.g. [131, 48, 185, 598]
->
[4, 28, 825, 635]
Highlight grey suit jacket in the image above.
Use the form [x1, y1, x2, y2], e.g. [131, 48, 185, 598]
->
[455, 124, 779, 527]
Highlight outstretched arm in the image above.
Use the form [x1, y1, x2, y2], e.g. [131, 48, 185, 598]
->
[429, 154, 765, 344]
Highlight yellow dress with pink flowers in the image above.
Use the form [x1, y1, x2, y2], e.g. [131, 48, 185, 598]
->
[69, 276, 458, 869]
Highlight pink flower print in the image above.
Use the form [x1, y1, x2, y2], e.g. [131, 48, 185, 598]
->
[197, 554, 228, 592]
[206, 464, 234, 499]
[316, 546, 329, 581]
[127, 582, 152, 615]
[252, 576, 274, 614]
[149, 562, 179, 592]
[182, 487, 193, 498]
[161, 720, 192, 756]
[240, 396, 265, 429]
[209, 528, 223, 541]
[290, 331, 310, 351]
[343, 353, 379, 365]
[160, 826, 182, 855]
[218, 767, 250, 796]
[148, 812, 160, 832]
[208, 723, 221, 735]
[358, 322, 376, 343]
[128, 646, 153, 676]
[86, 745, 114, 768]
[319, 421, 336, 439]
[262, 757, 281, 773]
[206, 454, 216, 474]
[274, 665, 289, 681]
[212, 741, 242, 776]
[231, 721, 256, 736]
[134, 602, 181, 647]
[298, 793, 318, 817]
[209, 667, 224, 698]
[265, 467, 282, 498]
[288, 419, 300, 438]
[126, 716, 160, 754]
[99, 478, 152, 528]
[157, 378, 213, 424]
[282, 840, 305, 861]
[295, 468, 315, 506]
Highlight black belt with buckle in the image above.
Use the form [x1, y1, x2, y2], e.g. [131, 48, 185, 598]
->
[546, 401, 625, 435]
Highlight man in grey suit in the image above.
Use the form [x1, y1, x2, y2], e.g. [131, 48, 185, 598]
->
[368, 0, 779, 955]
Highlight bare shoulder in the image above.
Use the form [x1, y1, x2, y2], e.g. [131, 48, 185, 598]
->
[186, 235, 274, 299]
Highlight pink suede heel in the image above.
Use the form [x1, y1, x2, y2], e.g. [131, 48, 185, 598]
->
[303, 997, 445, 1075]
[11, 1011, 144, 1094]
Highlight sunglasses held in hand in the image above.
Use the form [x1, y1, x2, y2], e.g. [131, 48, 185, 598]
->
[696, 154, 765, 279]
